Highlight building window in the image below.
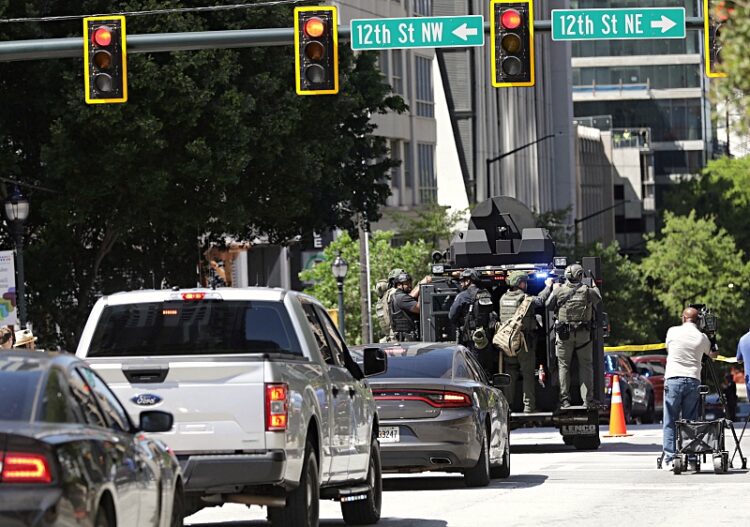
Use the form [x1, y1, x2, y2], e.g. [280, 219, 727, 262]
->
[392, 50, 404, 95]
[415, 56, 434, 117]
[390, 140, 402, 189]
[614, 184, 625, 201]
[418, 143, 436, 203]
[404, 141, 413, 189]
[378, 50, 389, 78]
[414, 0, 432, 16]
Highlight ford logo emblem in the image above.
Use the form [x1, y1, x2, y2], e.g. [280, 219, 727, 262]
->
[132, 394, 162, 407]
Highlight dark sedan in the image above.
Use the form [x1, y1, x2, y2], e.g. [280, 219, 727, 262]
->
[604, 352, 656, 424]
[353, 342, 511, 487]
[0, 352, 183, 527]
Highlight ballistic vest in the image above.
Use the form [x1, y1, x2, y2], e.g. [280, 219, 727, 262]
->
[499, 289, 536, 332]
[390, 289, 417, 333]
[556, 282, 592, 323]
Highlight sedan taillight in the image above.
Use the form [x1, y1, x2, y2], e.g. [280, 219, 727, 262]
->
[373, 389, 472, 408]
[265, 383, 288, 431]
[0, 451, 52, 483]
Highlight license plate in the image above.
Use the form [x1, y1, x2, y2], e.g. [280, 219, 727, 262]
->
[561, 424, 597, 436]
[378, 426, 400, 443]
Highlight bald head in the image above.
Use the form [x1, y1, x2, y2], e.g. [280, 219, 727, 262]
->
[682, 307, 700, 324]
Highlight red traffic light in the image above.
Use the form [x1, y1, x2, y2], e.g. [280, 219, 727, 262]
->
[501, 9, 522, 29]
[304, 17, 326, 38]
[93, 26, 113, 46]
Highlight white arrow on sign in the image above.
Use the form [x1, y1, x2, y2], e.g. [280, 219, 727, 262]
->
[452, 22, 479, 41]
[650, 15, 677, 33]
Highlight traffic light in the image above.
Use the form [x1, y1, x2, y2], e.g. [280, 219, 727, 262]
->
[491, 0, 535, 88]
[704, 0, 732, 78]
[294, 6, 339, 95]
[83, 16, 127, 104]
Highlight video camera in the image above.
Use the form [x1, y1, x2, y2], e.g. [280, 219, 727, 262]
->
[688, 304, 718, 337]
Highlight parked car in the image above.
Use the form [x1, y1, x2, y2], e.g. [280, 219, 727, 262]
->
[77, 287, 387, 527]
[0, 351, 182, 527]
[631, 354, 665, 413]
[604, 352, 656, 424]
[351, 342, 511, 487]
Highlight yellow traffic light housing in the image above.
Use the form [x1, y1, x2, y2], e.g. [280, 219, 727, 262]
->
[704, 0, 731, 78]
[491, 0, 535, 88]
[83, 16, 128, 104]
[294, 6, 339, 95]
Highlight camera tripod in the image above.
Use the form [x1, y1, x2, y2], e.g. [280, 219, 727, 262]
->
[704, 356, 748, 469]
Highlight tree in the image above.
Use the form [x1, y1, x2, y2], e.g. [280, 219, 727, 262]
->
[640, 211, 750, 349]
[666, 156, 750, 253]
[388, 203, 468, 250]
[533, 206, 574, 253]
[0, 1, 405, 348]
[299, 231, 430, 344]
[715, 1, 750, 132]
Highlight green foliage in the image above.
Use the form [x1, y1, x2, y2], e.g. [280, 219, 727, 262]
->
[388, 203, 468, 249]
[299, 231, 430, 344]
[586, 242, 662, 345]
[0, 1, 404, 347]
[533, 206, 574, 252]
[715, 2, 750, 132]
[640, 211, 750, 349]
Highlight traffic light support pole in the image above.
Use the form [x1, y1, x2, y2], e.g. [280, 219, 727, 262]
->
[486, 132, 557, 198]
[0, 17, 707, 63]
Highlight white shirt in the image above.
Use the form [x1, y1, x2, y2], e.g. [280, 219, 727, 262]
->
[665, 322, 711, 380]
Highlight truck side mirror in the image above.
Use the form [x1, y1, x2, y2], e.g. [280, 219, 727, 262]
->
[491, 373, 511, 388]
[363, 347, 387, 377]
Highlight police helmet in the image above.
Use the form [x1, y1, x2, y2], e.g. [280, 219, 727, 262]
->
[565, 264, 584, 282]
[394, 272, 412, 285]
[388, 268, 406, 280]
[508, 271, 528, 288]
[460, 268, 480, 283]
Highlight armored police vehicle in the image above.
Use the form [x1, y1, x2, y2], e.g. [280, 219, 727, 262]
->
[418, 196, 605, 450]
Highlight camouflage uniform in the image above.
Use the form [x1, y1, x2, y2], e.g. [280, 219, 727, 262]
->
[546, 264, 602, 408]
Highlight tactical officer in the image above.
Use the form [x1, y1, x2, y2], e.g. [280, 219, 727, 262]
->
[546, 263, 602, 409]
[449, 269, 496, 373]
[375, 268, 405, 343]
[389, 272, 430, 341]
[499, 271, 554, 413]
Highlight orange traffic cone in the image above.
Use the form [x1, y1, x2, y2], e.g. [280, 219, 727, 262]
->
[604, 374, 632, 437]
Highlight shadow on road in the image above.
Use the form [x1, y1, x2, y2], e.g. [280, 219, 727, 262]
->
[188, 518, 448, 527]
[383, 474, 547, 492]
[512, 441, 664, 454]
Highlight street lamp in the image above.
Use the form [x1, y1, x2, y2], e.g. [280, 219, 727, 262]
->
[4, 186, 29, 327]
[331, 253, 348, 336]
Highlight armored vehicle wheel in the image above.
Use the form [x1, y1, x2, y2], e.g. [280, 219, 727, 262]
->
[673, 457, 683, 474]
[573, 435, 600, 451]
[562, 436, 575, 446]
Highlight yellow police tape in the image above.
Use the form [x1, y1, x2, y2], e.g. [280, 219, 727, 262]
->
[603, 343, 737, 363]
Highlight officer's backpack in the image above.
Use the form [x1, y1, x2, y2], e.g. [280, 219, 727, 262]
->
[558, 283, 591, 323]
[462, 288, 494, 342]
[493, 296, 533, 357]
[375, 281, 396, 336]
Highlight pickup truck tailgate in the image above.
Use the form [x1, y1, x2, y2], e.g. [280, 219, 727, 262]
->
[90, 358, 266, 452]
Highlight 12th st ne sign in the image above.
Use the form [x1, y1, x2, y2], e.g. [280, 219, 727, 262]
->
[350, 15, 484, 50]
[551, 7, 686, 41]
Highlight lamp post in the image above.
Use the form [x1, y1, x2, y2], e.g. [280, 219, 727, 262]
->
[4, 187, 30, 327]
[331, 253, 348, 337]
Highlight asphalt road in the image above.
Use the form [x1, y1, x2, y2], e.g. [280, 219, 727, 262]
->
[185, 423, 750, 527]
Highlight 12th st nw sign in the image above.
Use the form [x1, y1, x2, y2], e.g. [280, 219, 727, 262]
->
[551, 7, 685, 41]
[350, 15, 484, 50]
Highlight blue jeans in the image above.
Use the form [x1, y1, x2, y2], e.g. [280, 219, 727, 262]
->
[662, 377, 701, 462]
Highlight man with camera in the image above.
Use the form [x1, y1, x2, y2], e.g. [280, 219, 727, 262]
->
[546, 263, 601, 409]
[661, 307, 714, 469]
[736, 328, 750, 402]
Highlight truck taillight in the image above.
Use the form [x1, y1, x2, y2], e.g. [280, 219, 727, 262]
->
[0, 452, 52, 483]
[265, 383, 288, 431]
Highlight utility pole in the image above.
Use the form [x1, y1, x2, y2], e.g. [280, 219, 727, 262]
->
[485, 133, 558, 198]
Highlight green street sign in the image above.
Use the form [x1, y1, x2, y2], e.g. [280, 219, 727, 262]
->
[551, 7, 686, 41]
[350, 15, 484, 50]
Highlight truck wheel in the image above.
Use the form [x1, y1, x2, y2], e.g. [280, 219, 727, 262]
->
[562, 436, 575, 446]
[573, 435, 600, 451]
[269, 440, 319, 527]
[491, 425, 511, 479]
[341, 440, 382, 525]
[464, 430, 491, 487]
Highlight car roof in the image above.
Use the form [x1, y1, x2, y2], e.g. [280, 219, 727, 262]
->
[0, 351, 81, 370]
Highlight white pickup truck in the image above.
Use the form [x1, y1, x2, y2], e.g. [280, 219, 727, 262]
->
[76, 287, 387, 527]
